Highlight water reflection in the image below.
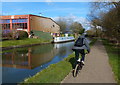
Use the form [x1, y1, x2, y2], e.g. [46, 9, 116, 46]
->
[2, 41, 74, 83]
[2, 44, 55, 69]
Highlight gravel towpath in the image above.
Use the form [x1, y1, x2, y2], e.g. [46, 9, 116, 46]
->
[61, 40, 116, 83]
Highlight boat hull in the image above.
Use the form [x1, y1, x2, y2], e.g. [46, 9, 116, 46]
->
[53, 37, 75, 43]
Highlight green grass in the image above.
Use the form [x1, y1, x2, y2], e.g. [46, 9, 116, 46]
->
[1, 38, 51, 48]
[89, 38, 97, 46]
[21, 38, 97, 84]
[21, 54, 74, 84]
[33, 30, 53, 41]
[102, 39, 120, 84]
[1, 31, 53, 48]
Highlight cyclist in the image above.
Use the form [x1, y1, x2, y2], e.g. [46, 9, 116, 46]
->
[72, 33, 90, 69]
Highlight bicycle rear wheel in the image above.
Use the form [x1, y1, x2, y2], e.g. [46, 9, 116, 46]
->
[73, 64, 79, 77]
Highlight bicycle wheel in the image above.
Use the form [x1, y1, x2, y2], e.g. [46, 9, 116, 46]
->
[73, 64, 79, 77]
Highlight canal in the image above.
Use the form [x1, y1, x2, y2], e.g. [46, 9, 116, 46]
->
[2, 41, 74, 83]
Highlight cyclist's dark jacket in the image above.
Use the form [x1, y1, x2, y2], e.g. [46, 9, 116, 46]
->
[72, 34, 90, 53]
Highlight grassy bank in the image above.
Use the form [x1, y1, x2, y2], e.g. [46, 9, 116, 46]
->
[102, 39, 120, 84]
[89, 38, 97, 46]
[21, 38, 97, 84]
[1, 38, 52, 48]
[22, 54, 74, 84]
[1, 31, 53, 48]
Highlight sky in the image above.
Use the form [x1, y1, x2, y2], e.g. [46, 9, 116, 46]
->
[2, 2, 92, 30]
[1, 0, 119, 2]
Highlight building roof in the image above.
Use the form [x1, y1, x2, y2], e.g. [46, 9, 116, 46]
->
[1, 14, 59, 26]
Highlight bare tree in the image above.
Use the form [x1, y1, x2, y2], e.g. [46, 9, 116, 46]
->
[70, 22, 84, 38]
[56, 17, 67, 33]
[88, 2, 120, 43]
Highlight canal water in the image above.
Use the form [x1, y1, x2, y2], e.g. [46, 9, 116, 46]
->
[2, 41, 74, 83]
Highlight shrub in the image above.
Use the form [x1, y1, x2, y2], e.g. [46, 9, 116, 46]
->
[2, 30, 28, 40]
[68, 34, 74, 36]
[17, 31, 28, 39]
[2, 29, 13, 40]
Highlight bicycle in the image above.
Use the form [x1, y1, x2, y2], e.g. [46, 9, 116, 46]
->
[73, 53, 87, 77]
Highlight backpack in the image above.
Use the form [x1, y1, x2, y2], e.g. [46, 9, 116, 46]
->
[74, 37, 84, 47]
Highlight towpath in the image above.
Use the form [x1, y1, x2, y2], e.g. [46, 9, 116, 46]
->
[61, 40, 116, 83]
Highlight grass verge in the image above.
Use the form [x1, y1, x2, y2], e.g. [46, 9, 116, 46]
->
[1, 31, 53, 48]
[1, 38, 52, 48]
[21, 38, 97, 84]
[102, 39, 120, 84]
[22, 54, 74, 84]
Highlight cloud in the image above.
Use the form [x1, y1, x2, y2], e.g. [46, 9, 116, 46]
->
[51, 14, 91, 30]
[45, 0, 53, 2]
[45, 0, 54, 5]
[70, 15, 91, 30]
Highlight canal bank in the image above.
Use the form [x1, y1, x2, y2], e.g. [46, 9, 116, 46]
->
[2, 36, 75, 51]
[1, 30, 53, 49]
[1, 38, 52, 50]
[21, 38, 97, 84]
[2, 41, 51, 51]
[2, 41, 74, 84]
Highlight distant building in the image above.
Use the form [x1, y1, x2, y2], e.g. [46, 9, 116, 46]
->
[1, 14, 60, 36]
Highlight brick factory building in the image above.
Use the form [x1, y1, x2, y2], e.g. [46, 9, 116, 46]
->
[1, 14, 60, 36]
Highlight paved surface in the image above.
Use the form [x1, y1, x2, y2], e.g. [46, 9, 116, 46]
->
[61, 40, 116, 83]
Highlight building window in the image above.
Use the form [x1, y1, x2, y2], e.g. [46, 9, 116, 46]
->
[53, 25, 55, 27]
[2, 24, 10, 29]
[0, 19, 10, 24]
[0, 19, 10, 29]
[18, 23, 27, 29]
[24, 23, 27, 29]
[12, 23, 27, 29]
[12, 19, 28, 29]
[0, 19, 28, 30]
[12, 19, 27, 23]
[12, 23, 18, 29]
